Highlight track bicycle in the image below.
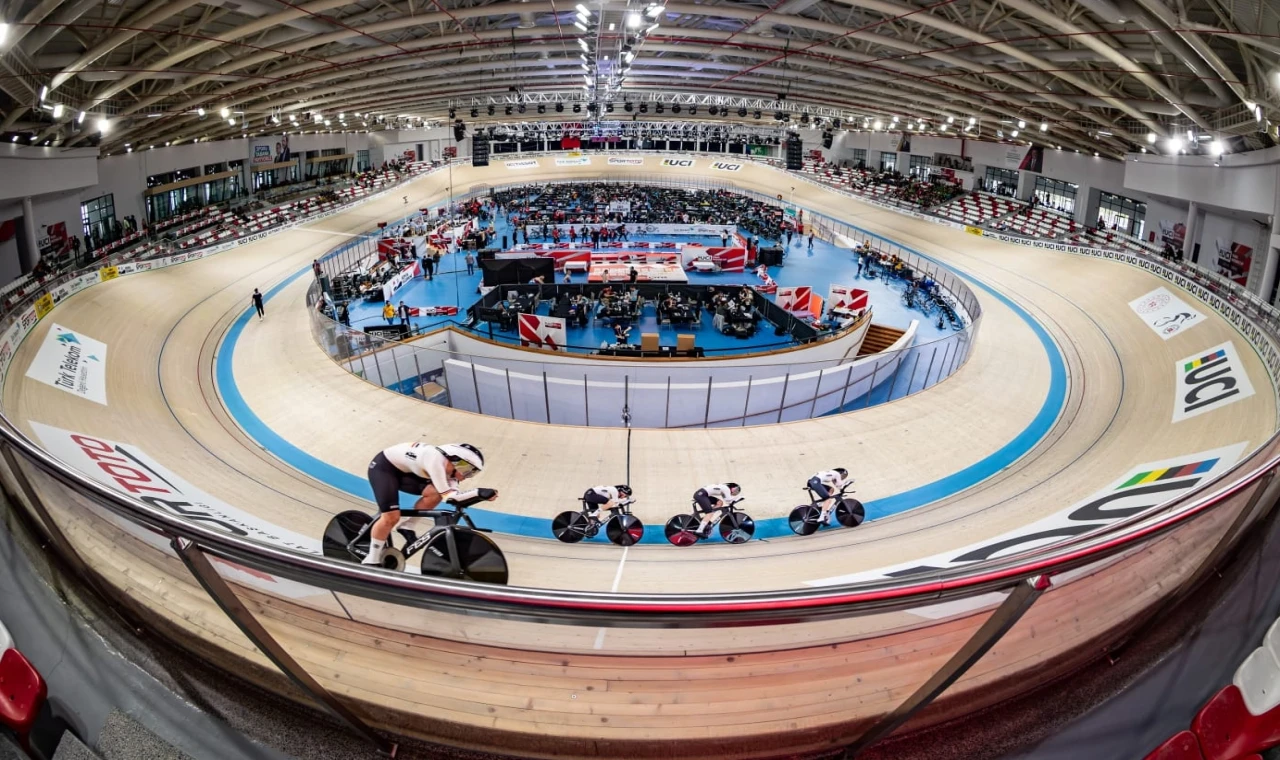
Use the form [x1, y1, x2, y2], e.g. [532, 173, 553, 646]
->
[664, 497, 754, 546]
[788, 483, 866, 536]
[552, 497, 645, 546]
[322, 493, 508, 584]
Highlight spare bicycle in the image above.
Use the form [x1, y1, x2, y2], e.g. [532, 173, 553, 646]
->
[788, 482, 865, 536]
[665, 497, 754, 546]
[552, 497, 645, 546]
[322, 494, 508, 584]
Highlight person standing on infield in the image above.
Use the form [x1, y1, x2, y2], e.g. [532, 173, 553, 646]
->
[251, 289, 265, 320]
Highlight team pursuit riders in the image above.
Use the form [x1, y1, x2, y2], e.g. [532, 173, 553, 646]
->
[583, 484, 634, 519]
[692, 482, 742, 537]
[809, 468, 853, 524]
[363, 442, 496, 565]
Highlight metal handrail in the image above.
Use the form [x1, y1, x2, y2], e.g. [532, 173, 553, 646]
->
[0, 153, 1276, 629]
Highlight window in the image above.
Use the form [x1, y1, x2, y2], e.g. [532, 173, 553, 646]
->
[908, 154, 932, 178]
[1097, 192, 1147, 237]
[879, 152, 897, 171]
[849, 148, 867, 168]
[357, 150, 370, 171]
[1033, 176, 1078, 215]
[204, 162, 226, 175]
[80, 194, 115, 247]
[983, 166, 1019, 196]
[146, 172, 175, 189]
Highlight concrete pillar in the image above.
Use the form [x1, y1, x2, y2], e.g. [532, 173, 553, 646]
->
[17, 197, 40, 274]
[1182, 201, 1200, 261]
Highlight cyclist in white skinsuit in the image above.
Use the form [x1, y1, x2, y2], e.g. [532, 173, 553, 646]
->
[363, 442, 497, 565]
[583, 484, 633, 520]
[808, 468, 851, 525]
[692, 482, 741, 537]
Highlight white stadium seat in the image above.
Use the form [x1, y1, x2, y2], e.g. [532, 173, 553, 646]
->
[1265, 617, 1280, 664]
[0, 617, 11, 653]
[1234, 647, 1280, 716]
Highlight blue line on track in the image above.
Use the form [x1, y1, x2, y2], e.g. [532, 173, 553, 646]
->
[215, 204, 1068, 544]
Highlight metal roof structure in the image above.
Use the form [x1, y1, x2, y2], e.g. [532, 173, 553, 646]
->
[0, 0, 1276, 158]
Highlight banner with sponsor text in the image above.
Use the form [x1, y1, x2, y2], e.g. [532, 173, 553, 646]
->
[25, 323, 108, 405]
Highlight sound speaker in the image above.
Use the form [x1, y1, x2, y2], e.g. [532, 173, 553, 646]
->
[785, 134, 803, 170]
[472, 136, 490, 167]
[822, 130, 833, 149]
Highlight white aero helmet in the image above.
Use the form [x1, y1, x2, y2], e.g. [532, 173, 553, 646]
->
[439, 443, 485, 479]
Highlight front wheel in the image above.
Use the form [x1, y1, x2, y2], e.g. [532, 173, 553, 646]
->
[552, 510, 592, 543]
[606, 514, 644, 546]
[836, 498, 866, 528]
[665, 514, 701, 547]
[419, 530, 509, 584]
[322, 510, 373, 562]
[788, 505, 821, 536]
[720, 512, 756, 544]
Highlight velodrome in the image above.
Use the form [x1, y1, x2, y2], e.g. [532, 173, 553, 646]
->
[2, 155, 1276, 753]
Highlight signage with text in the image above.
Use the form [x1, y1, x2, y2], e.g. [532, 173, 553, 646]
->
[25, 323, 108, 405]
[660, 158, 695, 168]
[1173, 341, 1255, 422]
[807, 442, 1249, 586]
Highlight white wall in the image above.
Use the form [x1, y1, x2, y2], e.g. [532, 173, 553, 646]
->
[0, 145, 99, 202]
[1125, 155, 1278, 217]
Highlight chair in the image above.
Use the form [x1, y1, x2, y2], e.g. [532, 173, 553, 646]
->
[676, 334, 696, 353]
[1235, 648, 1280, 716]
[0, 648, 46, 751]
[1143, 730, 1204, 760]
[1264, 618, 1280, 665]
[640, 333, 659, 352]
[1193, 685, 1280, 760]
[0, 619, 10, 655]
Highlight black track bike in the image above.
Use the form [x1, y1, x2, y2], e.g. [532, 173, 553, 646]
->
[665, 497, 754, 546]
[322, 494, 508, 584]
[552, 497, 645, 546]
[788, 483, 865, 536]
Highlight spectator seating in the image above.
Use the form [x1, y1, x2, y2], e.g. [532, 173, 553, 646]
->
[998, 207, 1080, 240]
[1144, 730, 1205, 760]
[0, 645, 46, 752]
[934, 193, 1022, 226]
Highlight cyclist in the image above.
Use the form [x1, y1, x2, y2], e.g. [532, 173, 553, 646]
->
[692, 482, 741, 537]
[362, 442, 496, 566]
[809, 468, 852, 525]
[582, 484, 633, 520]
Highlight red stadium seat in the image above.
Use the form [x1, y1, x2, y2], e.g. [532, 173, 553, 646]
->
[1193, 685, 1280, 760]
[0, 648, 46, 750]
[1144, 730, 1205, 760]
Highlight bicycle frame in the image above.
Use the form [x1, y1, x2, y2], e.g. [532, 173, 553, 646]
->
[351, 506, 486, 574]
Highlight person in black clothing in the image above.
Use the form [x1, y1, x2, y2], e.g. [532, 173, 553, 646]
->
[628, 267, 638, 284]
[251, 289, 265, 319]
[398, 300, 411, 326]
[338, 303, 350, 327]
[423, 255, 435, 280]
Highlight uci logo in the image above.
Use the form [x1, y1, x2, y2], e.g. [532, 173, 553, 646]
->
[662, 159, 694, 167]
[711, 162, 742, 171]
[1174, 341, 1255, 422]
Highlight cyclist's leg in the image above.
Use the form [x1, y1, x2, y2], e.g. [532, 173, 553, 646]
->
[582, 490, 609, 520]
[808, 477, 834, 521]
[693, 489, 718, 534]
[365, 454, 407, 564]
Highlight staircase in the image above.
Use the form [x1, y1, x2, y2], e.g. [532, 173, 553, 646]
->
[858, 323, 906, 356]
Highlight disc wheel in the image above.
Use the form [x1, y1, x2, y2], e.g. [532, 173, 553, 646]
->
[665, 514, 701, 547]
[606, 514, 644, 546]
[322, 510, 374, 562]
[836, 498, 866, 528]
[552, 510, 592, 543]
[788, 505, 821, 536]
[419, 530, 509, 584]
[720, 512, 756, 544]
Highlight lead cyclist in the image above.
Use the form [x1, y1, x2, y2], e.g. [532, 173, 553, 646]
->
[362, 442, 497, 565]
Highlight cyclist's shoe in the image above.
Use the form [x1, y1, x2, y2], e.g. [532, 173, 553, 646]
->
[396, 528, 418, 546]
[695, 524, 714, 538]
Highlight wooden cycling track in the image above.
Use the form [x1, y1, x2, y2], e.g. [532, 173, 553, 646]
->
[2, 158, 1276, 757]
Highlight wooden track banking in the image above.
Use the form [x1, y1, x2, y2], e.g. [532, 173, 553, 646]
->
[2, 157, 1276, 756]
